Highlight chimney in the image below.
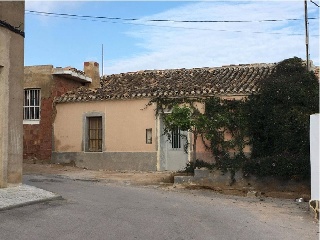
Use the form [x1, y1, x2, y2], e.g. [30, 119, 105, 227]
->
[84, 61, 100, 88]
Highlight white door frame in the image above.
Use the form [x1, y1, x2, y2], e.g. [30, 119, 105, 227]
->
[156, 114, 190, 171]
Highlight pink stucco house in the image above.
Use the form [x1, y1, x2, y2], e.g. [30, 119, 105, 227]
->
[52, 62, 290, 171]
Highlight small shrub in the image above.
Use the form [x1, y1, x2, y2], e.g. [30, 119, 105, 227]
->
[183, 159, 215, 174]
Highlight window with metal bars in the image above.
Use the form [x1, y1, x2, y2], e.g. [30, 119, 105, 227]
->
[23, 89, 40, 121]
[88, 117, 102, 152]
[171, 127, 181, 149]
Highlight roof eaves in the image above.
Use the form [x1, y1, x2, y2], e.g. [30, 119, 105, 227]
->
[52, 68, 92, 83]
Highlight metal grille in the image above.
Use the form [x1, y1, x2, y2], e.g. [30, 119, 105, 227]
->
[23, 89, 40, 120]
[88, 117, 102, 152]
[171, 127, 181, 149]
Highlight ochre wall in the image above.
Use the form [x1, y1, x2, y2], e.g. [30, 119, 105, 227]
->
[54, 99, 157, 153]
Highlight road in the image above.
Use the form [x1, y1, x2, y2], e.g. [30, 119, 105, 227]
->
[0, 174, 318, 240]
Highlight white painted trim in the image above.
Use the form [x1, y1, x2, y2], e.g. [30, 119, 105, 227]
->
[310, 114, 320, 200]
[52, 69, 92, 83]
[23, 120, 40, 125]
[156, 115, 161, 171]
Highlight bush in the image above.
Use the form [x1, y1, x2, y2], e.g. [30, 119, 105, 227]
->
[247, 57, 319, 159]
[243, 153, 310, 180]
[183, 159, 215, 174]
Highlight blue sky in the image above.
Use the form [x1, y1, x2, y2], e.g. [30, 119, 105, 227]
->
[25, 1, 319, 75]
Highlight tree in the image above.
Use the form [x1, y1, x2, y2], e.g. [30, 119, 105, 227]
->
[246, 57, 319, 179]
[248, 57, 319, 157]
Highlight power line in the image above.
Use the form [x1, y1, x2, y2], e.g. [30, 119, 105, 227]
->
[25, 10, 319, 23]
[25, 10, 319, 37]
[310, 0, 320, 7]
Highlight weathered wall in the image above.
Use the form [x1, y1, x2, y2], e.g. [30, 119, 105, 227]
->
[52, 152, 157, 171]
[84, 62, 100, 89]
[0, 1, 24, 187]
[53, 99, 157, 170]
[53, 95, 253, 171]
[23, 66, 84, 161]
[54, 99, 157, 152]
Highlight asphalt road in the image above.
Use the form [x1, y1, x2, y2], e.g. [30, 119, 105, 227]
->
[0, 174, 318, 240]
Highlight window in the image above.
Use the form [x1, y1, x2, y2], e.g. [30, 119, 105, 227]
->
[146, 128, 152, 144]
[88, 117, 102, 152]
[23, 89, 40, 123]
[83, 112, 105, 152]
[171, 127, 181, 149]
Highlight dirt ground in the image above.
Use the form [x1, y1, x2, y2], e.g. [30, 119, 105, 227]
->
[23, 161, 175, 186]
[23, 161, 311, 200]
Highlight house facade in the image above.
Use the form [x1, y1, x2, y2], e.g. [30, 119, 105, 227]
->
[52, 63, 278, 171]
[0, 2, 25, 187]
[23, 62, 99, 162]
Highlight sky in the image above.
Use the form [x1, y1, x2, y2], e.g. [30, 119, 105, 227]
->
[25, 1, 320, 75]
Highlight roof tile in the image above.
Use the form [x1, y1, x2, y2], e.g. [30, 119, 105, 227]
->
[55, 63, 278, 103]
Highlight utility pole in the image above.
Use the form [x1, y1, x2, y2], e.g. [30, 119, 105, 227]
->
[304, 0, 309, 71]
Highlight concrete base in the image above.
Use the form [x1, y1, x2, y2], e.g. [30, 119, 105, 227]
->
[309, 200, 319, 220]
[52, 151, 157, 171]
[174, 168, 311, 198]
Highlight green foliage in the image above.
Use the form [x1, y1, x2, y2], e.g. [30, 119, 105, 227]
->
[205, 98, 249, 148]
[247, 57, 319, 158]
[147, 57, 318, 181]
[149, 95, 249, 177]
[203, 98, 249, 179]
[246, 57, 319, 180]
[166, 105, 193, 131]
[243, 153, 310, 180]
[184, 159, 215, 174]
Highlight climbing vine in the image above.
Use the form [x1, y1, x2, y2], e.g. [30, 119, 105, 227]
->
[147, 57, 319, 181]
[147, 96, 249, 183]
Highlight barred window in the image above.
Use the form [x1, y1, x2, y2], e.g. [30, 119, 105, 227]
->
[171, 127, 181, 149]
[23, 89, 40, 121]
[88, 117, 102, 152]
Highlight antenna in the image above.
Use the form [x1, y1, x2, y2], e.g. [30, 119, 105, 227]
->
[102, 44, 104, 76]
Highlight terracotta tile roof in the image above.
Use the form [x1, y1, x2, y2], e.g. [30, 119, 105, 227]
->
[55, 63, 277, 103]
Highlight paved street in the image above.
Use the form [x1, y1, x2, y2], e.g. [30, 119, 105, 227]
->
[0, 174, 319, 240]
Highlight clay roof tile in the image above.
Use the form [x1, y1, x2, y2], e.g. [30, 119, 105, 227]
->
[55, 63, 278, 103]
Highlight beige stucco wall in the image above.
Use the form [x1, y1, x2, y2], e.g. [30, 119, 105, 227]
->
[54, 99, 157, 153]
[0, 2, 24, 187]
[24, 65, 54, 98]
[53, 94, 252, 170]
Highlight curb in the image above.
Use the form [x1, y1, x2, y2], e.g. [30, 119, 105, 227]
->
[0, 184, 63, 211]
[0, 195, 63, 211]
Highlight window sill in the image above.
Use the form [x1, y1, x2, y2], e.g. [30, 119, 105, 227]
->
[23, 120, 40, 125]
